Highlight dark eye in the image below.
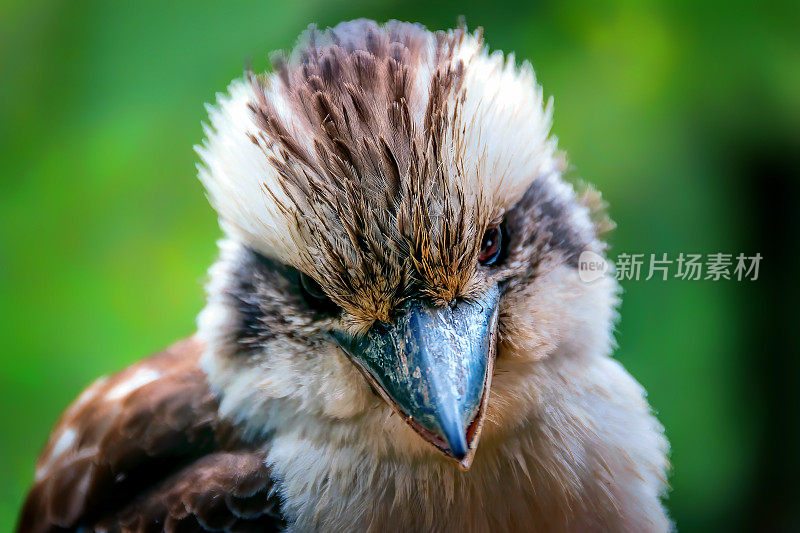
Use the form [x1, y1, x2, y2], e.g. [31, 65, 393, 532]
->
[299, 272, 338, 314]
[478, 226, 502, 266]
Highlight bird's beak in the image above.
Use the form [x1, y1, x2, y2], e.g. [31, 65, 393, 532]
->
[333, 286, 500, 470]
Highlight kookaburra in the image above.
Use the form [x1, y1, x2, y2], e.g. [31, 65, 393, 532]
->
[19, 20, 670, 532]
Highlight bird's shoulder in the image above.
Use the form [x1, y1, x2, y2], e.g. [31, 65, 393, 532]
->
[18, 337, 284, 532]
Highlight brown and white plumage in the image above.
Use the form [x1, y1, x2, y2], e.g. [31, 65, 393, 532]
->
[18, 339, 283, 532]
[20, 20, 669, 532]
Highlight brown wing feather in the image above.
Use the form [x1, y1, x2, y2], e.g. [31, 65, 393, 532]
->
[16, 338, 284, 532]
[94, 452, 283, 532]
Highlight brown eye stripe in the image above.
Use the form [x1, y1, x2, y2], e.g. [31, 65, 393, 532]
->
[504, 179, 592, 269]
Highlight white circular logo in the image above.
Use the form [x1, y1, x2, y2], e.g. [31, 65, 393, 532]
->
[578, 250, 608, 283]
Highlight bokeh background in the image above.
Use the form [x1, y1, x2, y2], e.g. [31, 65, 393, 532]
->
[1, 0, 798, 530]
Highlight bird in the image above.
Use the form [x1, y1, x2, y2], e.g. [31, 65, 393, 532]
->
[18, 19, 670, 532]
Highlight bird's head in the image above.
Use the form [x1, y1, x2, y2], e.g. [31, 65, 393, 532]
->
[197, 20, 616, 470]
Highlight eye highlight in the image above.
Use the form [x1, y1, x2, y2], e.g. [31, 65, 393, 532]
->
[478, 226, 502, 266]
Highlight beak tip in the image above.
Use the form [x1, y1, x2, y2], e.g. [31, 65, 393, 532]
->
[442, 425, 469, 462]
[450, 445, 468, 462]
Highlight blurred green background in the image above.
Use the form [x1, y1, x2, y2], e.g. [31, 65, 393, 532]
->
[1, 0, 798, 530]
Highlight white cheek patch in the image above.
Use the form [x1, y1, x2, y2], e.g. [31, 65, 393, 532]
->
[105, 367, 161, 401]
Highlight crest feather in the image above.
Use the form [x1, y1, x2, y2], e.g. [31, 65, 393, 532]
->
[198, 20, 559, 321]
